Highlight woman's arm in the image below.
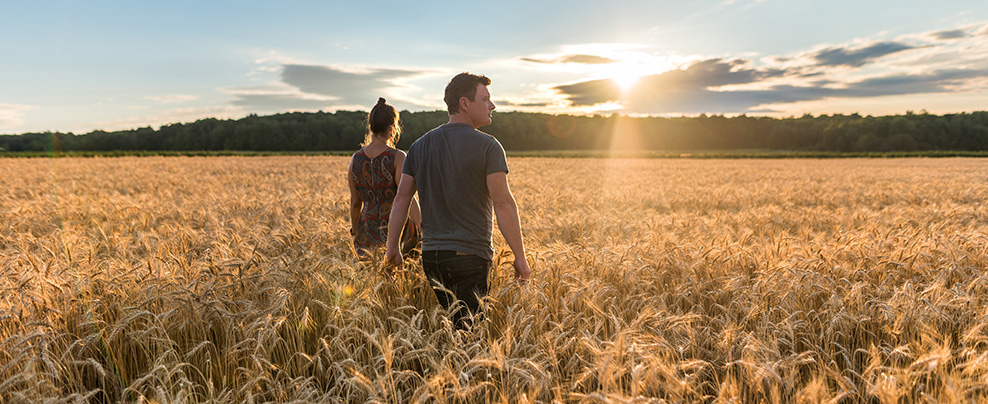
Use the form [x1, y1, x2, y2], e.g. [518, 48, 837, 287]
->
[394, 151, 422, 225]
[347, 158, 362, 236]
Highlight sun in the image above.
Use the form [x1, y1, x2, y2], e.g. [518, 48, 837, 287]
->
[604, 62, 655, 93]
[613, 73, 644, 92]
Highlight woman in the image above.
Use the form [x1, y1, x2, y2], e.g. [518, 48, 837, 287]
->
[348, 97, 421, 260]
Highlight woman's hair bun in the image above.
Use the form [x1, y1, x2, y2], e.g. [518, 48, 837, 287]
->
[377, 97, 387, 104]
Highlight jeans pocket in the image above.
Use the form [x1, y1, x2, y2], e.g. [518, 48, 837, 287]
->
[442, 256, 489, 275]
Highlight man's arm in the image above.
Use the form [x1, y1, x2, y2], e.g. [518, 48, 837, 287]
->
[394, 151, 422, 226]
[487, 171, 531, 282]
[384, 173, 416, 273]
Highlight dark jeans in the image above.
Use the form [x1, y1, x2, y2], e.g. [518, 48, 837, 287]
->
[421, 250, 491, 329]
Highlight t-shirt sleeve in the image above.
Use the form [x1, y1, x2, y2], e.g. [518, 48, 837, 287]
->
[485, 139, 509, 175]
[402, 147, 416, 177]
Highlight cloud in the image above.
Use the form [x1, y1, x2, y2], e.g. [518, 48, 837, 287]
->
[930, 29, 969, 40]
[553, 79, 621, 106]
[812, 41, 914, 67]
[495, 99, 554, 108]
[520, 57, 554, 63]
[143, 94, 199, 103]
[562, 55, 619, 64]
[88, 105, 246, 132]
[550, 55, 988, 115]
[229, 64, 433, 112]
[539, 21, 988, 116]
[0, 103, 35, 132]
[554, 58, 787, 107]
[229, 91, 340, 111]
[843, 68, 988, 96]
[281, 64, 426, 105]
[522, 54, 618, 65]
[664, 67, 988, 113]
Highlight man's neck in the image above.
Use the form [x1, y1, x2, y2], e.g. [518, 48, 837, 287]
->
[447, 114, 476, 128]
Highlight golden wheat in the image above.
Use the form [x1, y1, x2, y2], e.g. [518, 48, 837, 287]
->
[1, 156, 987, 403]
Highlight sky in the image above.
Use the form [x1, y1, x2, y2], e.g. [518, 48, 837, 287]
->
[2, 0, 987, 135]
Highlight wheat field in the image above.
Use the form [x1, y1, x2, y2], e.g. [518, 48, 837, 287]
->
[1, 156, 987, 403]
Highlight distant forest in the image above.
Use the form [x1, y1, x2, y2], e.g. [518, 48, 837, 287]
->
[3, 110, 988, 153]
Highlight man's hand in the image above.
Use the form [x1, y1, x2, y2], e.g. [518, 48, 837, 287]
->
[513, 256, 532, 284]
[383, 248, 403, 279]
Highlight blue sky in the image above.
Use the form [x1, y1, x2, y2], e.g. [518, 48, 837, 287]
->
[2, 0, 987, 134]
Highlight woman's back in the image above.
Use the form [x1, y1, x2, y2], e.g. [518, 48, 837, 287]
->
[347, 97, 420, 260]
[350, 147, 398, 255]
[351, 147, 398, 207]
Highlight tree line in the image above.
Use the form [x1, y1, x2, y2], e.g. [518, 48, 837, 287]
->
[2, 110, 987, 153]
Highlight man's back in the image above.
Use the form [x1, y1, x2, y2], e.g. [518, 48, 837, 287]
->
[403, 122, 508, 261]
[385, 73, 530, 329]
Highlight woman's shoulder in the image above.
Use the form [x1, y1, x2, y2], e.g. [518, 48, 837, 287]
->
[349, 149, 370, 169]
[377, 147, 404, 159]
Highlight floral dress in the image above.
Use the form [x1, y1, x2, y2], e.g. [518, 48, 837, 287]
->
[350, 148, 420, 258]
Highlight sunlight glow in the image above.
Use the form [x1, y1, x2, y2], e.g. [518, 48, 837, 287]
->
[613, 72, 643, 92]
[602, 60, 668, 94]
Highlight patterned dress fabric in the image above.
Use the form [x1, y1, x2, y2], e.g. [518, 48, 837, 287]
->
[350, 148, 420, 258]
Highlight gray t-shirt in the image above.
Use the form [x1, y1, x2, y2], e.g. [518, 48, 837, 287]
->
[403, 123, 509, 261]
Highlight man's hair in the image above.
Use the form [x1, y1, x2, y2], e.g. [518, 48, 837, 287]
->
[444, 72, 491, 115]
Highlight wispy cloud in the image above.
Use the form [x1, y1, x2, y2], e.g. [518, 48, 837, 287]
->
[143, 94, 199, 103]
[495, 99, 553, 108]
[88, 105, 246, 132]
[930, 29, 970, 40]
[0, 103, 35, 132]
[521, 54, 618, 65]
[811, 41, 915, 67]
[225, 85, 339, 112]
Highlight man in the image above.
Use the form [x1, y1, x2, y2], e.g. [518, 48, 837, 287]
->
[384, 72, 531, 328]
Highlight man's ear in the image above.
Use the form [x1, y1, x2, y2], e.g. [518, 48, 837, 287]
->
[459, 96, 470, 111]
